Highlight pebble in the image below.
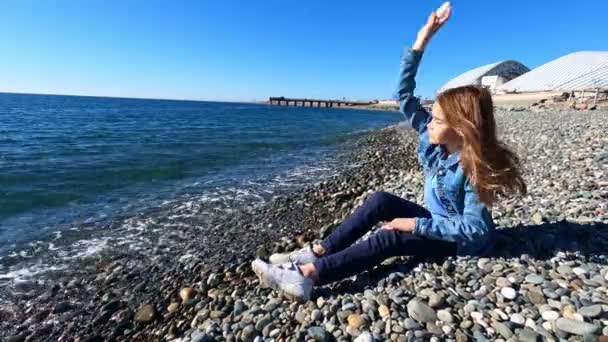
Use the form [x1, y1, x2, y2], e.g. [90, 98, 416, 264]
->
[167, 302, 179, 313]
[354, 331, 373, 342]
[492, 321, 513, 339]
[541, 310, 559, 321]
[134, 304, 156, 323]
[179, 287, 195, 301]
[241, 325, 256, 342]
[307, 326, 328, 341]
[525, 274, 544, 284]
[510, 313, 525, 326]
[517, 328, 540, 342]
[437, 309, 453, 323]
[378, 305, 390, 319]
[555, 317, 600, 336]
[407, 299, 437, 323]
[347, 314, 365, 329]
[263, 298, 282, 312]
[578, 304, 603, 318]
[500, 287, 517, 300]
[526, 287, 546, 305]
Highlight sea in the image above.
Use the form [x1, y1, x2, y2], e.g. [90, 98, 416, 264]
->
[0, 92, 403, 283]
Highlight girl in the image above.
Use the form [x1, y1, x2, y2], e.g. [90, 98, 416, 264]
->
[252, 5, 527, 302]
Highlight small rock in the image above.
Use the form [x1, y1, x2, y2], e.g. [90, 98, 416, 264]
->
[167, 302, 179, 313]
[492, 321, 513, 339]
[241, 325, 256, 342]
[52, 301, 73, 314]
[378, 305, 390, 319]
[407, 299, 437, 323]
[541, 310, 559, 321]
[555, 317, 600, 336]
[134, 304, 156, 323]
[307, 326, 328, 341]
[525, 274, 544, 284]
[428, 293, 444, 308]
[510, 313, 525, 326]
[207, 273, 221, 287]
[517, 328, 540, 342]
[437, 309, 453, 323]
[180, 287, 196, 302]
[578, 304, 603, 318]
[532, 212, 543, 224]
[263, 298, 282, 312]
[348, 314, 365, 329]
[255, 315, 272, 331]
[354, 331, 373, 342]
[526, 288, 546, 305]
[500, 287, 517, 300]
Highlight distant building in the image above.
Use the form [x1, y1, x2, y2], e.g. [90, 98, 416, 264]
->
[377, 99, 399, 106]
[437, 60, 529, 94]
[498, 51, 608, 93]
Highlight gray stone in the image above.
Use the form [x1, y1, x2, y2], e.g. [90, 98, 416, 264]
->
[263, 298, 282, 312]
[555, 317, 600, 336]
[191, 330, 213, 342]
[233, 300, 246, 316]
[241, 325, 256, 342]
[255, 315, 272, 331]
[342, 303, 356, 311]
[404, 318, 420, 330]
[406, 299, 437, 323]
[525, 274, 544, 284]
[557, 265, 573, 275]
[428, 293, 444, 308]
[510, 313, 525, 326]
[492, 321, 513, 339]
[578, 304, 603, 318]
[437, 309, 453, 323]
[517, 328, 540, 342]
[307, 326, 329, 341]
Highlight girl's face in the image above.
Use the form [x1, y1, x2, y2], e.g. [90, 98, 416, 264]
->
[428, 102, 463, 146]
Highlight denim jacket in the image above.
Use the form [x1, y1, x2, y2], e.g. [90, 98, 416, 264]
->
[396, 47, 497, 257]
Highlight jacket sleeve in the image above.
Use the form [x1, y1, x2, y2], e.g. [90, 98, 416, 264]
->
[396, 47, 432, 134]
[413, 178, 493, 244]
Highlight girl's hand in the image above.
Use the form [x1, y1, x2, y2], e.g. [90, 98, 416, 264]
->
[413, 4, 452, 51]
[382, 218, 416, 233]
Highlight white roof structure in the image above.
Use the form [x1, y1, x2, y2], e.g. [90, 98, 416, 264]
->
[499, 51, 608, 92]
[438, 60, 529, 93]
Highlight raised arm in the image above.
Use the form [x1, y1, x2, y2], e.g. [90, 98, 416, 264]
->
[397, 48, 429, 133]
[397, 4, 451, 134]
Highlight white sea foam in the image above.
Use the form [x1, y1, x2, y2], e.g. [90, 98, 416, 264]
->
[0, 264, 68, 283]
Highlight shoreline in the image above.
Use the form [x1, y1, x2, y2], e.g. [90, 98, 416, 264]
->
[2, 110, 608, 341]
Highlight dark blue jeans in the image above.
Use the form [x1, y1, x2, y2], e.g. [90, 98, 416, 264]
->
[313, 191, 457, 285]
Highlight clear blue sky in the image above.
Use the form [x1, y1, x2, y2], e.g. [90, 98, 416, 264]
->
[1, 0, 606, 102]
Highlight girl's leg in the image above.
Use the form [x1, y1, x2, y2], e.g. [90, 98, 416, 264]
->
[316, 191, 431, 256]
[309, 229, 457, 285]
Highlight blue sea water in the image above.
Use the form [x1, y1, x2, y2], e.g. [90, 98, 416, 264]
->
[0, 93, 402, 250]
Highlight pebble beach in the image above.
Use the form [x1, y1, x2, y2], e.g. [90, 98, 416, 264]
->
[2, 108, 608, 342]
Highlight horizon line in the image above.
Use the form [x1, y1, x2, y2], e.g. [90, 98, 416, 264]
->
[0, 90, 263, 105]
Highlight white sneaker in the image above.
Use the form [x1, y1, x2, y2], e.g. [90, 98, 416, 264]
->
[251, 259, 314, 302]
[268, 246, 319, 265]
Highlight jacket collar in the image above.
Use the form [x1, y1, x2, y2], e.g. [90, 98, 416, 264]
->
[438, 144, 461, 169]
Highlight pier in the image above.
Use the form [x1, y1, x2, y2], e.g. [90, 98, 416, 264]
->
[268, 96, 375, 108]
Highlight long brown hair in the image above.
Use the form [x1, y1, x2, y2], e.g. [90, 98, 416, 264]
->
[436, 85, 527, 207]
